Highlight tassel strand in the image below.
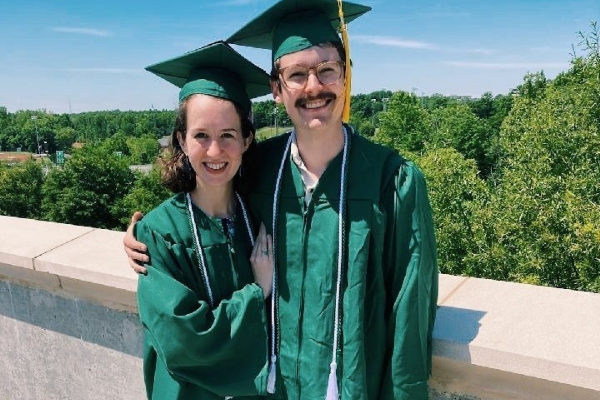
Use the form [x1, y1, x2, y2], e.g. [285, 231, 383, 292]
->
[325, 362, 339, 400]
[267, 352, 277, 393]
[337, 0, 351, 123]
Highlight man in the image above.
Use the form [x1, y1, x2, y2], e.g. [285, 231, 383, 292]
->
[228, 1, 438, 399]
[126, 1, 438, 398]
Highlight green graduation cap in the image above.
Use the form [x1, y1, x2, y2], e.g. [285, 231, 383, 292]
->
[145, 41, 271, 113]
[227, 0, 371, 62]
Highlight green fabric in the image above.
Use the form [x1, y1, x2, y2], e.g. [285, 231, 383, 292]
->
[249, 127, 438, 399]
[135, 192, 269, 400]
[272, 11, 341, 61]
[178, 68, 251, 111]
[226, 0, 371, 61]
[145, 41, 271, 113]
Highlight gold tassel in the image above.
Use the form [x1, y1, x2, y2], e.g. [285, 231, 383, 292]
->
[337, 0, 351, 123]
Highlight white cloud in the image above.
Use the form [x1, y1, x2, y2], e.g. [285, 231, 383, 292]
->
[52, 27, 111, 37]
[353, 35, 437, 50]
[64, 68, 141, 74]
[353, 35, 498, 55]
[443, 61, 569, 69]
[528, 46, 567, 54]
[460, 48, 498, 55]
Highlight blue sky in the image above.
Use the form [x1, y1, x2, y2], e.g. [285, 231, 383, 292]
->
[1, 0, 598, 114]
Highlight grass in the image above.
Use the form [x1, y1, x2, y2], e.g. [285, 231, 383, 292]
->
[255, 126, 293, 141]
[0, 151, 33, 163]
[0, 152, 55, 167]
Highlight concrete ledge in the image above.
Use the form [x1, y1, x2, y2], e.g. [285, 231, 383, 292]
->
[1, 216, 600, 399]
[431, 357, 600, 400]
[0, 216, 137, 312]
[433, 275, 600, 399]
[0, 216, 93, 269]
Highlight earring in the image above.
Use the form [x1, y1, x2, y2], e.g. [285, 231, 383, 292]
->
[183, 155, 194, 175]
[238, 165, 243, 178]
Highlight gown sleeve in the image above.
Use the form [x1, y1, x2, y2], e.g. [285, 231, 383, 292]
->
[135, 220, 269, 397]
[378, 161, 439, 400]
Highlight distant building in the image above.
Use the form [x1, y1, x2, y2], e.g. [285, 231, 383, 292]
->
[129, 164, 153, 174]
[448, 95, 473, 102]
[158, 136, 170, 149]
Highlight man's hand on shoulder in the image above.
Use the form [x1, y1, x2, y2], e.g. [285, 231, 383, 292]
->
[123, 211, 149, 274]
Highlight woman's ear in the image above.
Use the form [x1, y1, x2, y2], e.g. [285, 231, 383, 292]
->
[176, 131, 187, 154]
[243, 132, 254, 152]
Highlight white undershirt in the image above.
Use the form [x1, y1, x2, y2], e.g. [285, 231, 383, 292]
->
[290, 135, 318, 205]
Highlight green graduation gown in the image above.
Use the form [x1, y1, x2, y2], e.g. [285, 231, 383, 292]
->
[135, 192, 269, 400]
[249, 127, 438, 400]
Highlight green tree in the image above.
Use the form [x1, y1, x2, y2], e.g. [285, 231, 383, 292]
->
[0, 161, 44, 218]
[373, 91, 432, 153]
[112, 165, 172, 226]
[350, 90, 393, 126]
[357, 120, 375, 137]
[102, 131, 130, 157]
[492, 31, 600, 292]
[421, 94, 456, 111]
[415, 148, 492, 277]
[54, 127, 78, 150]
[252, 99, 276, 130]
[430, 103, 492, 176]
[127, 135, 160, 164]
[516, 71, 548, 100]
[469, 92, 495, 119]
[41, 145, 135, 229]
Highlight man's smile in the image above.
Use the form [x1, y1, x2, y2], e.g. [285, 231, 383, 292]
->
[296, 93, 336, 109]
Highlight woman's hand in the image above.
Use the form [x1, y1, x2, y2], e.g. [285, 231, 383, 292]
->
[123, 211, 149, 274]
[250, 223, 273, 299]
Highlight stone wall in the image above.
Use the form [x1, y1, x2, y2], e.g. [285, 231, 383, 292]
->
[1, 215, 599, 400]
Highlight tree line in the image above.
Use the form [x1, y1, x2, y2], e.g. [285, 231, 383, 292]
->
[1, 23, 598, 293]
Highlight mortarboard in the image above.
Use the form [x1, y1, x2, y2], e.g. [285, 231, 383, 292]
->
[227, 0, 371, 122]
[227, 0, 371, 62]
[145, 41, 271, 113]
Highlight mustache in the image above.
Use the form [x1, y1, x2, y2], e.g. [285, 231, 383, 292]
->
[295, 92, 336, 107]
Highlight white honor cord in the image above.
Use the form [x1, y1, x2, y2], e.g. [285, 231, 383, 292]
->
[326, 126, 349, 400]
[267, 132, 294, 394]
[186, 192, 253, 310]
[270, 128, 350, 398]
[235, 192, 254, 248]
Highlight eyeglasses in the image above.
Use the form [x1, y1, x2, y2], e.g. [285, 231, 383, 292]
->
[277, 61, 345, 89]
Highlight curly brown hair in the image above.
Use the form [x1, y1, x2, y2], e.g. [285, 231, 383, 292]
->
[161, 95, 257, 194]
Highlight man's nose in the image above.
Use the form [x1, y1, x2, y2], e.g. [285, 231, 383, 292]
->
[304, 70, 322, 91]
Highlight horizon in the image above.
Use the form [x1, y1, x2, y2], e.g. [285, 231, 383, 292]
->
[1, 0, 598, 114]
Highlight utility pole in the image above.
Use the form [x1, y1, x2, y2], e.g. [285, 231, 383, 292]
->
[371, 98, 377, 125]
[31, 116, 40, 155]
[382, 97, 389, 112]
[273, 106, 278, 136]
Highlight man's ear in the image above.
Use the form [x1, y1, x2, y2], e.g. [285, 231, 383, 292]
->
[271, 80, 282, 104]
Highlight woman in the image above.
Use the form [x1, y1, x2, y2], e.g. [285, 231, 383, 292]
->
[135, 41, 272, 400]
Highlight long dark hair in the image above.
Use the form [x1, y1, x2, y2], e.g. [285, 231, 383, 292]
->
[161, 94, 257, 194]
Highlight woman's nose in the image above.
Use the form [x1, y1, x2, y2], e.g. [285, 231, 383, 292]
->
[206, 139, 222, 156]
